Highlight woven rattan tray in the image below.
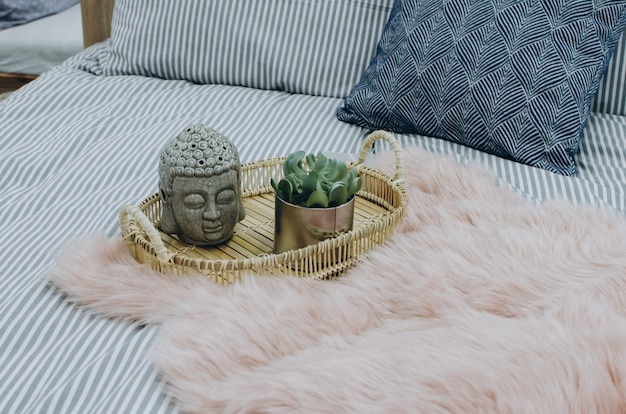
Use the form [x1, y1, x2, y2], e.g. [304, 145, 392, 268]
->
[119, 130, 407, 284]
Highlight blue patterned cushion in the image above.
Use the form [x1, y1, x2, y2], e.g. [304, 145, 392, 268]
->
[338, 0, 626, 175]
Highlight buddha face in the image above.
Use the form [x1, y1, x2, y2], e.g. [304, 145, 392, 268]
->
[169, 170, 242, 246]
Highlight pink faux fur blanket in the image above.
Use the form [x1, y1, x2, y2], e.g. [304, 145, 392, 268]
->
[48, 147, 626, 413]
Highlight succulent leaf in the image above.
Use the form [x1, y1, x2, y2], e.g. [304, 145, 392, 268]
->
[329, 161, 347, 182]
[305, 153, 316, 170]
[277, 177, 293, 198]
[328, 182, 348, 206]
[270, 178, 284, 200]
[274, 150, 360, 208]
[348, 176, 362, 198]
[306, 190, 329, 208]
[315, 152, 327, 170]
[284, 150, 306, 177]
[301, 172, 318, 194]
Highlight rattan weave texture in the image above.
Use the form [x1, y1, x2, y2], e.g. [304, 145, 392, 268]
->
[120, 130, 407, 283]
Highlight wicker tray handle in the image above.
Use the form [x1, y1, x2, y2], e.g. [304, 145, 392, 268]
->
[119, 204, 172, 262]
[356, 130, 404, 182]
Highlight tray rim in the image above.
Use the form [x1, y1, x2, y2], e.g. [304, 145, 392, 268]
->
[119, 130, 407, 281]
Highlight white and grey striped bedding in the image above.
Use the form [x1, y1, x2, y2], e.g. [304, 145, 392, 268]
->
[382, 111, 626, 214]
[592, 28, 626, 117]
[1, 38, 626, 413]
[102, 0, 394, 98]
[0, 43, 370, 414]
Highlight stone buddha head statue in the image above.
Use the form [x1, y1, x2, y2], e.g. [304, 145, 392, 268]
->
[158, 124, 245, 246]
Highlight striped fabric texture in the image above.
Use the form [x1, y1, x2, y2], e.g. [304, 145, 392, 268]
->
[0, 43, 370, 414]
[592, 28, 626, 116]
[2, 33, 626, 414]
[337, 0, 626, 176]
[101, 0, 394, 98]
[381, 112, 626, 214]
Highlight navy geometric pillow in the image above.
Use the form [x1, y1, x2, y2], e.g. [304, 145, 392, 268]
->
[337, 0, 626, 176]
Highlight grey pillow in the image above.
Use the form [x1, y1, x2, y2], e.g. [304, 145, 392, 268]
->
[101, 0, 394, 98]
[0, 0, 78, 30]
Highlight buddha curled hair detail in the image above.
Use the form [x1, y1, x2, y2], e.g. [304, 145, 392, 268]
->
[159, 124, 241, 199]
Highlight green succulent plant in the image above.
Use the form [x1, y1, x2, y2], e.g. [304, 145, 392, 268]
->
[271, 151, 362, 208]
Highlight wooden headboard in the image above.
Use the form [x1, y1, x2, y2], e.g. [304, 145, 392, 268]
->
[81, 0, 115, 48]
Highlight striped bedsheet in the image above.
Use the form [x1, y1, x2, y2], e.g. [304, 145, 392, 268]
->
[384, 112, 626, 214]
[1, 42, 625, 413]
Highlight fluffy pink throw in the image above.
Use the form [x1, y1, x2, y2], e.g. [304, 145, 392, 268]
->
[48, 147, 626, 413]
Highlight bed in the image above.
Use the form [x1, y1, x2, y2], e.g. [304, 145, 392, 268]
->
[2, 0, 626, 412]
[0, 0, 83, 93]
